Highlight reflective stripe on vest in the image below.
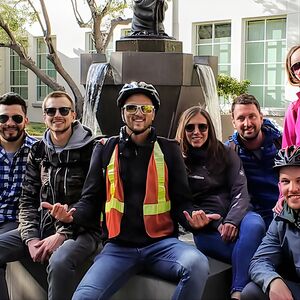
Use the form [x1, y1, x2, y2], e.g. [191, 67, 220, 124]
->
[105, 142, 173, 238]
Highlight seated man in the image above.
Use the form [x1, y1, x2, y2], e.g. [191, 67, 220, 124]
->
[0, 91, 99, 300]
[0, 92, 37, 234]
[241, 145, 300, 300]
[225, 94, 282, 227]
[44, 81, 213, 300]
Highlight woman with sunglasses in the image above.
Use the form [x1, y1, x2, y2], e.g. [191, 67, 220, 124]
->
[283, 45, 300, 147]
[176, 106, 266, 300]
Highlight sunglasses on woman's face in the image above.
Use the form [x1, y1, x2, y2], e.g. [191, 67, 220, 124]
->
[185, 123, 208, 133]
[291, 62, 300, 72]
[0, 114, 24, 124]
[44, 107, 72, 117]
[123, 104, 155, 114]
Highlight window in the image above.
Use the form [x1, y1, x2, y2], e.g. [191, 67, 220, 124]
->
[36, 37, 56, 101]
[10, 49, 28, 99]
[87, 32, 96, 53]
[195, 22, 231, 75]
[245, 18, 286, 110]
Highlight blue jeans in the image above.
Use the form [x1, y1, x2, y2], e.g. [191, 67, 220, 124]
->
[193, 211, 266, 293]
[72, 237, 209, 300]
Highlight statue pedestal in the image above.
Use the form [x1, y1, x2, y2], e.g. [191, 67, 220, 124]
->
[116, 39, 182, 53]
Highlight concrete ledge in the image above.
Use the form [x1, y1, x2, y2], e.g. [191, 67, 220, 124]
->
[7, 257, 231, 300]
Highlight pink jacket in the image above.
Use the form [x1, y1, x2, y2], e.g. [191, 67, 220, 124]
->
[282, 91, 300, 147]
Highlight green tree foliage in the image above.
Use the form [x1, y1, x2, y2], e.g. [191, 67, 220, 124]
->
[0, 0, 35, 47]
[217, 74, 251, 102]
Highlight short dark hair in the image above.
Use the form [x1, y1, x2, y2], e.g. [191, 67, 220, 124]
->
[231, 94, 261, 117]
[0, 92, 27, 114]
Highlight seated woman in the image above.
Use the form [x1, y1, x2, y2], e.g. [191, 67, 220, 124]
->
[175, 106, 266, 300]
[241, 146, 300, 300]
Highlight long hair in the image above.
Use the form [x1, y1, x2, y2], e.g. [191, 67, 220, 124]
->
[286, 45, 300, 86]
[175, 106, 227, 171]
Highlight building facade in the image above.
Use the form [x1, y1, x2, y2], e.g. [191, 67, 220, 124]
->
[0, 0, 299, 122]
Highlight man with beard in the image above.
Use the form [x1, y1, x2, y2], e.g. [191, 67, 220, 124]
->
[42, 82, 210, 300]
[0, 91, 100, 300]
[0, 92, 36, 234]
[225, 94, 282, 228]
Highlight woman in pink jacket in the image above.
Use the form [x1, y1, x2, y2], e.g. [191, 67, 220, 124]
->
[282, 45, 300, 147]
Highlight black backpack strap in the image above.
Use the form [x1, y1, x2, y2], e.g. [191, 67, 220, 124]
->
[32, 140, 46, 168]
[228, 138, 240, 153]
[273, 136, 282, 150]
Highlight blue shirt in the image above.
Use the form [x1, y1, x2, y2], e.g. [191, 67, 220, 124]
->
[0, 134, 37, 222]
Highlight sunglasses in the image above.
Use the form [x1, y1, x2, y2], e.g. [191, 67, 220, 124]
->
[185, 123, 208, 133]
[44, 107, 73, 117]
[123, 104, 155, 114]
[0, 114, 24, 124]
[291, 62, 300, 72]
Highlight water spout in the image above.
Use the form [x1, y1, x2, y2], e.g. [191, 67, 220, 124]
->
[82, 63, 109, 135]
[195, 64, 222, 141]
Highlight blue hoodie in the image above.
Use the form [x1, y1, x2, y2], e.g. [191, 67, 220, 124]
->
[225, 119, 282, 226]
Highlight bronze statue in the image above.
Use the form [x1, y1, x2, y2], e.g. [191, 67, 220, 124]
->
[131, 0, 170, 38]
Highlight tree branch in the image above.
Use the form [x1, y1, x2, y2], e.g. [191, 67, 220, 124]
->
[27, 0, 46, 35]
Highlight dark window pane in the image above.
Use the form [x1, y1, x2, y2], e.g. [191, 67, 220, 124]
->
[198, 24, 212, 40]
[215, 23, 231, 39]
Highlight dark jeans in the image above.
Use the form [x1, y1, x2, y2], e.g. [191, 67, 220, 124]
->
[241, 281, 300, 300]
[193, 211, 266, 293]
[0, 229, 99, 300]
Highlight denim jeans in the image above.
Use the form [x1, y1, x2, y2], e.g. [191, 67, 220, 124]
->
[0, 229, 98, 300]
[72, 237, 209, 300]
[193, 211, 266, 293]
[241, 281, 300, 300]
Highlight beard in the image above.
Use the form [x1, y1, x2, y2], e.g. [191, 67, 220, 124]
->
[0, 126, 25, 142]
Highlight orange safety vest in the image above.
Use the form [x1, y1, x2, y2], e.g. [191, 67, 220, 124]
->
[105, 142, 174, 238]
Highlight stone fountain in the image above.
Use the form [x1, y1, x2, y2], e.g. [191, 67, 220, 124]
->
[80, 0, 221, 140]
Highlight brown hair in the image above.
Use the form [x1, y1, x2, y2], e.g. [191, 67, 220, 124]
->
[175, 106, 228, 172]
[286, 45, 300, 86]
[231, 93, 261, 117]
[42, 91, 75, 111]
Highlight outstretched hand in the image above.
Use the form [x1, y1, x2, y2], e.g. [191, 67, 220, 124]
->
[41, 202, 75, 223]
[183, 210, 221, 229]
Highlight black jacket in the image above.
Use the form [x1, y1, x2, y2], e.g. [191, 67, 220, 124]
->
[19, 121, 96, 242]
[72, 127, 195, 247]
[185, 143, 250, 229]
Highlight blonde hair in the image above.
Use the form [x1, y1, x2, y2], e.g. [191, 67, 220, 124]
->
[286, 45, 300, 86]
[42, 91, 75, 111]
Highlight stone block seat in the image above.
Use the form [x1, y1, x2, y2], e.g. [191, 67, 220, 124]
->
[6, 233, 232, 300]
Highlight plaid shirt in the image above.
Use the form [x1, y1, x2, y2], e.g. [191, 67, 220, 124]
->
[0, 134, 37, 222]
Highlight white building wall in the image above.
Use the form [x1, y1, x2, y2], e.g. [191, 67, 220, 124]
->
[176, 0, 300, 102]
[1, 0, 300, 121]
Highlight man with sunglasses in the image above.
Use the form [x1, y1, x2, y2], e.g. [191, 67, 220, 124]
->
[225, 94, 282, 228]
[42, 81, 214, 300]
[0, 92, 36, 233]
[0, 91, 99, 300]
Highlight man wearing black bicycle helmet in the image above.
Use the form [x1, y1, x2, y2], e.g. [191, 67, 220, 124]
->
[44, 81, 212, 300]
[242, 146, 300, 299]
[116, 81, 160, 137]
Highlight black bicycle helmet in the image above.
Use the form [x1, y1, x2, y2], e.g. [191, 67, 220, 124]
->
[117, 81, 160, 111]
[274, 145, 300, 169]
